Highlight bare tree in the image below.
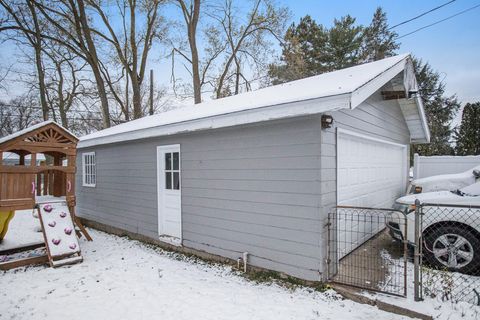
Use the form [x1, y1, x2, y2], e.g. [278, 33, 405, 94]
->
[0, 0, 50, 120]
[171, 0, 288, 102]
[28, 0, 112, 128]
[0, 94, 42, 137]
[43, 41, 89, 128]
[210, 0, 289, 98]
[87, 0, 165, 119]
[173, 0, 202, 103]
[0, 63, 12, 92]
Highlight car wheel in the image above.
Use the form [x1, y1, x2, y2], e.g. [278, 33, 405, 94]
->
[423, 224, 480, 275]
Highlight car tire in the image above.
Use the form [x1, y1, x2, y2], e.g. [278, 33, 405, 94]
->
[423, 224, 480, 275]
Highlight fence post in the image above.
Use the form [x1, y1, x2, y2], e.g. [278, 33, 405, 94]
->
[413, 153, 420, 180]
[413, 199, 422, 301]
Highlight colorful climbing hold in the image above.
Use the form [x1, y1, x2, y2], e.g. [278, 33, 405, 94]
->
[64, 227, 73, 235]
[48, 221, 56, 227]
[59, 212, 67, 218]
[69, 243, 76, 250]
[43, 204, 53, 213]
[52, 238, 61, 245]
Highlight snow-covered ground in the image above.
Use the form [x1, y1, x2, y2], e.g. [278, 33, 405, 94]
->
[367, 252, 480, 320]
[0, 220, 410, 320]
[0, 209, 43, 252]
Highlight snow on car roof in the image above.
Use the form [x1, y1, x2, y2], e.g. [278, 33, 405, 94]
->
[460, 181, 480, 196]
[79, 53, 428, 148]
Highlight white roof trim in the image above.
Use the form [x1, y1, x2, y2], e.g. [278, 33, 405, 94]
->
[414, 93, 431, 143]
[79, 53, 429, 148]
[80, 94, 351, 148]
[350, 58, 407, 109]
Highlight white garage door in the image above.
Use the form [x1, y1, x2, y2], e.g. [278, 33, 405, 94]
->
[337, 129, 407, 207]
[337, 129, 407, 257]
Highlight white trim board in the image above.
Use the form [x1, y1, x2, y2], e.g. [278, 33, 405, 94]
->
[336, 128, 409, 148]
[82, 152, 96, 187]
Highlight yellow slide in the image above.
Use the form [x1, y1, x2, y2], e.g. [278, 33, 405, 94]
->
[0, 211, 15, 241]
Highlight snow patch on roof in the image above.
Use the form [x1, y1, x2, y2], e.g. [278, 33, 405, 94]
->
[79, 54, 413, 147]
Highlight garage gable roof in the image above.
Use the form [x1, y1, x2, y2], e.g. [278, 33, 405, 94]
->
[79, 53, 429, 148]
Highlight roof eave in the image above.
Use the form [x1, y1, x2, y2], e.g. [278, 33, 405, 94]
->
[350, 55, 409, 109]
[78, 93, 352, 148]
[413, 93, 431, 144]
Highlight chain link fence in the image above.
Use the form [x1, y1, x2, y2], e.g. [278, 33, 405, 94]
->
[327, 203, 480, 306]
[417, 203, 480, 305]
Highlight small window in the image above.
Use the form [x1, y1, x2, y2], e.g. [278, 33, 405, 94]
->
[164, 152, 180, 190]
[82, 152, 96, 187]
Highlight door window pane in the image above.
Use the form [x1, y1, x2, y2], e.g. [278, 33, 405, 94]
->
[165, 153, 172, 170]
[165, 172, 172, 189]
[173, 152, 179, 170]
[173, 172, 180, 190]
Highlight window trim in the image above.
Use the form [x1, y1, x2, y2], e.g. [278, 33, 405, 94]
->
[82, 152, 96, 187]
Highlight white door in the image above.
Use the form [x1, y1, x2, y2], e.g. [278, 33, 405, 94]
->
[157, 144, 182, 246]
[337, 129, 407, 256]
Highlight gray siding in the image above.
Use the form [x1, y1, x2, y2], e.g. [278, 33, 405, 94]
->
[318, 91, 411, 278]
[76, 89, 413, 281]
[77, 116, 323, 280]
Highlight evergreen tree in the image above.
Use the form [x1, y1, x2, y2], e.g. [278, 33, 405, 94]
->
[268, 15, 328, 84]
[362, 7, 399, 62]
[455, 102, 480, 155]
[411, 59, 460, 156]
[324, 15, 364, 71]
[268, 15, 364, 84]
[268, 8, 396, 84]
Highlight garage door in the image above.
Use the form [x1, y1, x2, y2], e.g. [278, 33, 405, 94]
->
[336, 129, 407, 257]
[337, 129, 407, 207]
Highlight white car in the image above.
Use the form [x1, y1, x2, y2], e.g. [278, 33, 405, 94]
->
[388, 182, 480, 275]
[407, 165, 480, 194]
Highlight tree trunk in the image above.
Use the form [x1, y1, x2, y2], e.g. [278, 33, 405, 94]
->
[55, 62, 68, 128]
[91, 65, 111, 128]
[131, 74, 142, 119]
[28, 1, 49, 120]
[76, 0, 111, 128]
[128, 0, 142, 119]
[187, 0, 201, 104]
[34, 45, 49, 121]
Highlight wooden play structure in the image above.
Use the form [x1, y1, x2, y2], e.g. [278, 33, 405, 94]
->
[0, 121, 91, 270]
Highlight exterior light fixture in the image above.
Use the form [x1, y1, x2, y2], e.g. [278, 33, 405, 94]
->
[321, 114, 334, 129]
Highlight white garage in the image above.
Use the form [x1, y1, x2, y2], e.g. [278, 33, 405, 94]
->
[77, 53, 431, 281]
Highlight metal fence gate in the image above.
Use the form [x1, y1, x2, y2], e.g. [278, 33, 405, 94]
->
[327, 206, 408, 297]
